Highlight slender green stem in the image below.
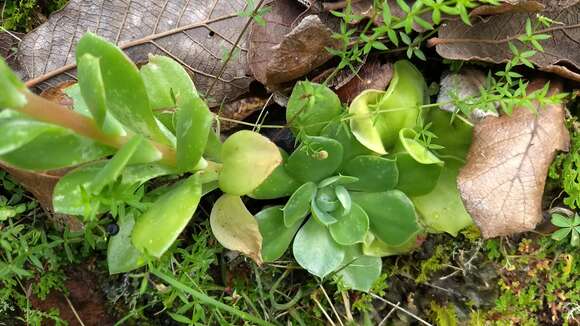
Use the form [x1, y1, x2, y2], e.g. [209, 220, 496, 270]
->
[151, 268, 276, 326]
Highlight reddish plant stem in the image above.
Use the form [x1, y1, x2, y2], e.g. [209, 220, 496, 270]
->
[20, 91, 177, 165]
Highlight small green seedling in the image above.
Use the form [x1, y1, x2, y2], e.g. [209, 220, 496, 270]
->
[551, 213, 580, 247]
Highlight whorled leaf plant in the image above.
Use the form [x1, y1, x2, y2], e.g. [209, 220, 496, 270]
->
[210, 60, 476, 292]
[0, 32, 282, 274]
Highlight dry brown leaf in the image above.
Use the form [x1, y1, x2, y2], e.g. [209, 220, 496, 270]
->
[17, 0, 252, 106]
[470, 1, 545, 16]
[248, 0, 305, 85]
[335, 59, 393, 103]
[248, 0, 339, 88]
[432, 3, 580, 81]
[265, 15, 339, 86]
[215, 96, 269, 130]
[0, 162, 63, 211]
[457, 80, 569, 238]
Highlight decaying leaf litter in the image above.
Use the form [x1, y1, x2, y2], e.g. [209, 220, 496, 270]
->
[0, 0, 579, 324]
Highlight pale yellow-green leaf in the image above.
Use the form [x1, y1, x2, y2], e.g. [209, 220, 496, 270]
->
[219, 130, 282, 195]
[210, 194, 263, 264]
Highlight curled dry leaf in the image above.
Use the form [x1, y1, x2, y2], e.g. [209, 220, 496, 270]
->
[248, 0, 339, 88]
[210, 194, 263, 264]
[215, 96, 269, 131]
[0, 163, 84, 231]
[18, 0, 252, 105]
[458, 80, 570, 238]
[432, 2, 580, 81]
[335, 59, 393, 103]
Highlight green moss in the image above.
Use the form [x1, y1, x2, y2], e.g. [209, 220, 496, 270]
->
[1, 0, 69, 32]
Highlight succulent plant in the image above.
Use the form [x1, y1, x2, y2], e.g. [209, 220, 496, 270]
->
[244, 60, 475, 291]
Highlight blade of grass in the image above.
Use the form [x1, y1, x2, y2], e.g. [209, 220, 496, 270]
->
[150, 268, 275, 326]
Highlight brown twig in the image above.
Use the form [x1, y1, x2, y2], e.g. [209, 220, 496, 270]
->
[427, 23, 580, 47]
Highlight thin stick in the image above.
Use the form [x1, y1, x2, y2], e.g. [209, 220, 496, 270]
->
[64, 295, 86, 326]
[369, 293, 433, 326]
[312, 294, 337, 326]
[206, 0, 266, 97]
[320, 285, 344, 326]
[341, 291, 354, 322]
[378, 302, 400, 326]
[0, 26, 22, 41]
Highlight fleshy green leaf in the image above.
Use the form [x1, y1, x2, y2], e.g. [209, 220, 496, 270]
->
[286, 136, 343, 183]
[311, 197, 339, 226]
[427, 109, 473, 159]
[256, 206, 302, 262]
[329, 203, 369, 245]
[249, 148, 301, 200]
[0, 130, 113, 171]
[293, 218, 345, 278]
[334, 185, 351, 213]
[395, 152, 442, 196]
[412, 159, 473, 236]
[140, 55, 197, 111]
[204, 128, 223, 162]
[77, 53, 107, 128]
[219, 130, 282, 196]
[0, 117, 61, 155]
[336, 246, 382, 292]
[0, 58, 26, 109]
[209, 194, 263, 264]
[132, 174, 202, 258]
[349, 90, 387, 154]
[76, 33, 170, 144]
[362, 231, 420, 257]
[107, 212, 146, 274]
[283, 182, 316, 227]
[175, 95, 212, 172]
[342, 155, 398, 192]
[53, 163, 172, 216]
[286, 81, 342, 136]
[349, 60, 426, 154]
[396, 128, 443, 165]
[321, 120, 372, 167]
[89, 135, 143, 194]
[64, 84, 125, 136]
[351, 190, 421, 246]
[318, 175, 359, 188]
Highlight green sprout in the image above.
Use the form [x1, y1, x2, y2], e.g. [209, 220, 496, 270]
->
[551, 213, 580, 247]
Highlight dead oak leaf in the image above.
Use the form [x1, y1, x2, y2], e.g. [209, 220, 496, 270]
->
[457, 81, 569, 238]
[431, 4, 580, 82]
[335, 59, 393, 103]
[248, 0, 339, 89]
[18, 0, 251, 106]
